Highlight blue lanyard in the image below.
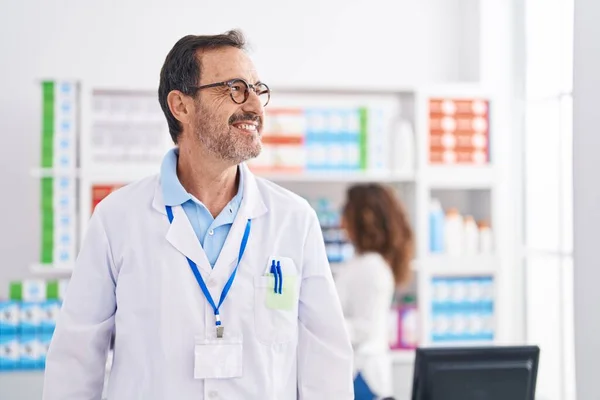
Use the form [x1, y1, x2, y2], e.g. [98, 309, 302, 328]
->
[165, 205, 251, 338]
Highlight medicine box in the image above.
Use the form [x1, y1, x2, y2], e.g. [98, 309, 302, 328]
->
[19, 334, 42, 370]
[20, 302, 42, 334]
[0, 301, 19, 335]
[0, 335, 19, 371]
[39, 332, 53, 369]
[40, 300, 61, 333]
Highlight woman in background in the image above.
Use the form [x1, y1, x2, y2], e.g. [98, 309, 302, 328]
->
[336, 183, 415, 400]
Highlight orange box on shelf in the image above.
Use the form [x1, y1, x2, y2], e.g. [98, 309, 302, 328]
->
[429, 116, 488, 134]
[430, 147, 488, 165]
[91, 184, 124, 213]
[429, 98, 489, 116]
[430, 132, 488, 150]
[429, 98, 490, 165]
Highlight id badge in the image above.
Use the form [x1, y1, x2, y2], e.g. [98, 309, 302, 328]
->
[194, 333, 243, 379]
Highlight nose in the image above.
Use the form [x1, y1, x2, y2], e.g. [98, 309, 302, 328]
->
[241, 89, 265, 117]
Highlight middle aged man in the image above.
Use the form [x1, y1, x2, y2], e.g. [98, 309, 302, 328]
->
[43, 30, 355, 400]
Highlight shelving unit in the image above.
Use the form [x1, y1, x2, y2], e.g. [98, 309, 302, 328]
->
[29, 81, 510, 366]
[29, 264, 74, 278]
[424, 165, 495, 189]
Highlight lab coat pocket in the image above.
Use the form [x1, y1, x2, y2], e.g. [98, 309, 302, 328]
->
[254, 275, 298, 345]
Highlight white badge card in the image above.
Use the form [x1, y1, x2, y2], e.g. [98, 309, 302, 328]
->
[194, 333, 243, 379]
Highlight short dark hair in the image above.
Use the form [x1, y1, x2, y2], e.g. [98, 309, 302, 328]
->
[158, 30, 247, 143]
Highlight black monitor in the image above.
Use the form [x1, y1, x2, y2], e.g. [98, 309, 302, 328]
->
[411, 345, 540, 400]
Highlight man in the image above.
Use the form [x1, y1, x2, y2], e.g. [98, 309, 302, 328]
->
[43, 30, 354, 399]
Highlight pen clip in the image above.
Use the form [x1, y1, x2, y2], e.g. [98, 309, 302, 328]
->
[270, 260, 278, 294]
[276, 260, 283, 294]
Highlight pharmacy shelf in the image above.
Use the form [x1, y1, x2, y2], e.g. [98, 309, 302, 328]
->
[424, 340, 496, 348]
[390, 349, 415, 364]
[30, 264, 73, 278]
[414, 254, 498, 276]
[33, 167, 416, 184]
[30, 168, 80, 178]
[423, 165, 494, 189]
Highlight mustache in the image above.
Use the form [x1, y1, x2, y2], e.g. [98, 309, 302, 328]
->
[229, 113, 262, 127]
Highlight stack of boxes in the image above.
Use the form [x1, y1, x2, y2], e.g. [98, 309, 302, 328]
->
[430, 276, 495, 343]
[90, 90, 170, 165]
[0, 280, 68, 371]
[248, 105, 394, 173]
[251, 108, 306, 172]
[311, 198, 354, 264]
[429, 98, 490, 165]
[40, 81, 79, 268]
[304, 107, 365, 171]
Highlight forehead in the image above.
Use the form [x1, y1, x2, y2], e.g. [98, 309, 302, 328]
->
[198, 47, 259, 84]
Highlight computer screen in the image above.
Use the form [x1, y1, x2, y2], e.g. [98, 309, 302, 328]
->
[411, 345, 540, 400]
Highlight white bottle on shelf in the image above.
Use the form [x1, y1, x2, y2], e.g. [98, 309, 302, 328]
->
[444, 208, 463, 256]
[394, 119, 415, 173]
[478, 220, 494, 254]
[463, 215, 479, 255]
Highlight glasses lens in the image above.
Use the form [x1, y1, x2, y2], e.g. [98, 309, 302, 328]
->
[229, 80, 248, 104]
[255, 83, 270, 107]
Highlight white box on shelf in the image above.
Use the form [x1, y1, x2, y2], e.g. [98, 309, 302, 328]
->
[53, 81, 79, 171]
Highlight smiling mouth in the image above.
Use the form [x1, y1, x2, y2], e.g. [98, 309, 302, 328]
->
[231, 122, 259, 134]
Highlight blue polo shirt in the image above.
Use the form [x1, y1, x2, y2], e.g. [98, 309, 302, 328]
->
[160, 148, 243, 267]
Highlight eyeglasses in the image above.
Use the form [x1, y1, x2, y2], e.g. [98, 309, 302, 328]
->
[190, 78, 270, 107]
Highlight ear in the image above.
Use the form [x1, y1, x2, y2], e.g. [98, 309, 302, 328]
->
[167, 90, 194, 126]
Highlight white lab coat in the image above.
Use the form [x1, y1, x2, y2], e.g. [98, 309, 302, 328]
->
[335, 253, 395, 399]
[43, 163, 354, 400]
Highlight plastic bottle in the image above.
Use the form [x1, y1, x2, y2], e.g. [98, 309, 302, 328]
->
[478, 220, 494, 254]
[444, 208, 463, 256]
[463, 215, 479, 254]
[399, 295, 418, 349]
[394, 119, 415, 172]
[429, 199, 445, 253]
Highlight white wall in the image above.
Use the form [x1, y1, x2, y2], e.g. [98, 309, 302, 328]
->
[0, 0, 477, 296]
[573, 0, 600, 398]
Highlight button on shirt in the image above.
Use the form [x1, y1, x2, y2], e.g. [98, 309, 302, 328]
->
[160, 148, 243, 267]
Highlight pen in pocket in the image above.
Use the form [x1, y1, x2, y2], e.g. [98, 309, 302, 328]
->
[270, 260, 279, 294]
[276, 260, 283, 294]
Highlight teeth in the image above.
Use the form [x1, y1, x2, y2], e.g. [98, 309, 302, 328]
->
[237, 124, 257, 131]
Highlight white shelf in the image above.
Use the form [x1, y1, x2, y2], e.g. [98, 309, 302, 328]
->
[30, 168, 80, 178]
[425, 340, 496, 348]
[33, 167, 416, 184]
[424, 165, 494, 189]
[30, 264, 73, 278]
[390, 349, 415, 364]
[415, 254, 498, 276]
[257, 170, 415, 183]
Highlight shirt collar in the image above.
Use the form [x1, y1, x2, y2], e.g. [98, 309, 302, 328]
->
[160, 147, 244, 209]
[160, 147, 192, 206]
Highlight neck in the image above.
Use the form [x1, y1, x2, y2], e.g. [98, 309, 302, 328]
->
[176, 144, 239, 218]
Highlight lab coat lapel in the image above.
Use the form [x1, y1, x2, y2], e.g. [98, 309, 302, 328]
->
[165, 205, 213, 275]
[212, 163, 268, 277]
[152, 179, 212, 275]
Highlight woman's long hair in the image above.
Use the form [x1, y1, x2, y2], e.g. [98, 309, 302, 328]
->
[342, 183, 414, 286]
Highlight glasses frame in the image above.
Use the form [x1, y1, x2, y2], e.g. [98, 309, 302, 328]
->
[189, 78, 270, 107]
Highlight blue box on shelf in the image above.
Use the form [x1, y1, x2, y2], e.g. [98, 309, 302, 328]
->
[40, 300, 61, 334]
[20, 302, 42, 334]
[0, 301, 20, 335]
[0, 334, 19, 371]
[19, 334, 42, 370]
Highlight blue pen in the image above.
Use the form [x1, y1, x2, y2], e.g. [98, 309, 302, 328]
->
[276, 260, 283, 294]
[270, 260, 279, 294]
